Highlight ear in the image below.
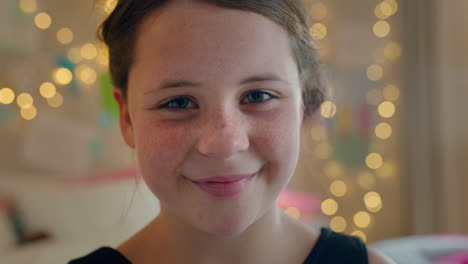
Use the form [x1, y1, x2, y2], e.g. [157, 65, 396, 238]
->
[113, 88, 136, 149]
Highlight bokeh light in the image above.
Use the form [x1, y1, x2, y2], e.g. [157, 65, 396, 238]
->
[376, 161, 396, 179]
[321, 198, 339, 216]
[367, 64, 384, 81]
[310, 23, 327, 40]
[53, 67, 73, 85]
[19, 0, 37, 13]
[320, 101, 337, 118]
[375, 122, 392, 139]
[351, 230, 367, 242]
[57, 27, 74, 45]
[35, 12, 52, 30]
[0, 88, 15, 104]
[364, 191, 383, 213]
[76, 64, 97, 85]
[67, 47, 82, 64]
[384, 42, 402, 60]
[330, 180, 347, 197]
[47, 93, 63, 108]
[17, 93, 33, 109]
[366, 153, 383, 170]
[20, 105, 37, 120]
[309, 3, 327, 20]
[354, 211, 372, 228]
[383, 84, 400, 101]
[81, 43, 98, 60]
[330, 216, 347, 232]
[378, 101, 396, 118]
[96, 42, 109, 67]
[373, 20, 391, 38]
[39, 82, 57, 99]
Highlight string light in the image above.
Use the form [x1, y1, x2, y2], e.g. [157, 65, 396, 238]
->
[378, 101, 396, 118]
[309, 3, 327, 20]
[57, 27, 74, 45]
[0, 88, 15, 104]
[376, 161, 396, 179]
[47, 93, 63, 108]
[310, 23, 327, 40]
[76, 64, 97, 85]
[351, 230, 367, 242]
[384, 42, 401, 60]
[330, 180, 347, 197]
[373, 20, 390, 38]
[321, 198, 339, 216]
[19, 0, 37, 14]
[366, 153, 383, 170]
[374, 2, 395, 20]
[96, 42, 110, 67]
[67, 47, 82, 64]
[53, 67, 73, 85]
[39, 82, 57, 99]
[35, 12, 52, 30]
[330, 216, 347, 232]
[17, 93, 33, 109]
[384, 0, 398, 15]
[20, 105, 37, 120]
[364, 192, 383, 213]
[354, 211, 372, 228]
[375, 122, 392, 139]
[320, 101, 337, 118]
[367, 64, 384, 81]
[81, 43, 98, 60]
[383, 84, 400, 101]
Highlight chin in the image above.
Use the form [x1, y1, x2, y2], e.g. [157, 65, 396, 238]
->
[196, 213, 256, 238]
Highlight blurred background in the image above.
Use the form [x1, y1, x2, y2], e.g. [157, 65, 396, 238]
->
[0, 0, 467, 263]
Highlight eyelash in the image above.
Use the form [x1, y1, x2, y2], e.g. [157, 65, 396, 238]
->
[156, 90, 278, 113]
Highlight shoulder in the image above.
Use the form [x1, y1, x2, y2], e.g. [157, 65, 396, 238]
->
[367, 247, 397, 264]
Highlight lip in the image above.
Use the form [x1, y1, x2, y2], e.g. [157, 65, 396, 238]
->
[188, 171, 258, 198]
[192, 173, 255, 183]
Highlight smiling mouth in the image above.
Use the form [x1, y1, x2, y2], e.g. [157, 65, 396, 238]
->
[187, 171, 258, 198]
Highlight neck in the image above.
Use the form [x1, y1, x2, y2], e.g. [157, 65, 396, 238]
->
[144, 204, 288, 264]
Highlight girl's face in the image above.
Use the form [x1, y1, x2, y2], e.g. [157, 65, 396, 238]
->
[116, 0, 304, 236]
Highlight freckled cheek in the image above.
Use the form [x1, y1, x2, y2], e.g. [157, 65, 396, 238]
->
[133, 122, 191, 183]
[254, 111, 301, 175]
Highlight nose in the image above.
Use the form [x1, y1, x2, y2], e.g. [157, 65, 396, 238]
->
[197, 108, 250, 159]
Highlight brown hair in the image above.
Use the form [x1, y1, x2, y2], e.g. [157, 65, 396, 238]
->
[99, 0, 326, 117]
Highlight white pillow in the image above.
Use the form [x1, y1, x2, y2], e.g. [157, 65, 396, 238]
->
[0, 171, 159, 245]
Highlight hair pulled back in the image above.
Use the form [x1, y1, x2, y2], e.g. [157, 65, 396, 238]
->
[99, 0, 327, 117]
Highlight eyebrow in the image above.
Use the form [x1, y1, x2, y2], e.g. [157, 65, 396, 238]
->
[147, 73, 288, 94]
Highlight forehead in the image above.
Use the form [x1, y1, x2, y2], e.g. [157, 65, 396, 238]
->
[130, 0, 298, 87]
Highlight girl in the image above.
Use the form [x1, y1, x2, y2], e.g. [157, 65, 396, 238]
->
[70, 0, 394, 263]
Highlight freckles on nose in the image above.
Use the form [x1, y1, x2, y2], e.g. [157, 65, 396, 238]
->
[196, 116, 250, 158]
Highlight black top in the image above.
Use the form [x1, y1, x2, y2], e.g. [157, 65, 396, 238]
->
[69, 227, 368, 264]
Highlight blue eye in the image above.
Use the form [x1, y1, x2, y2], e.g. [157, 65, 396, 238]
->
[157, 96, 195, 112]
[242, 91, 275, 104]
[157, 91, 276, 112]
